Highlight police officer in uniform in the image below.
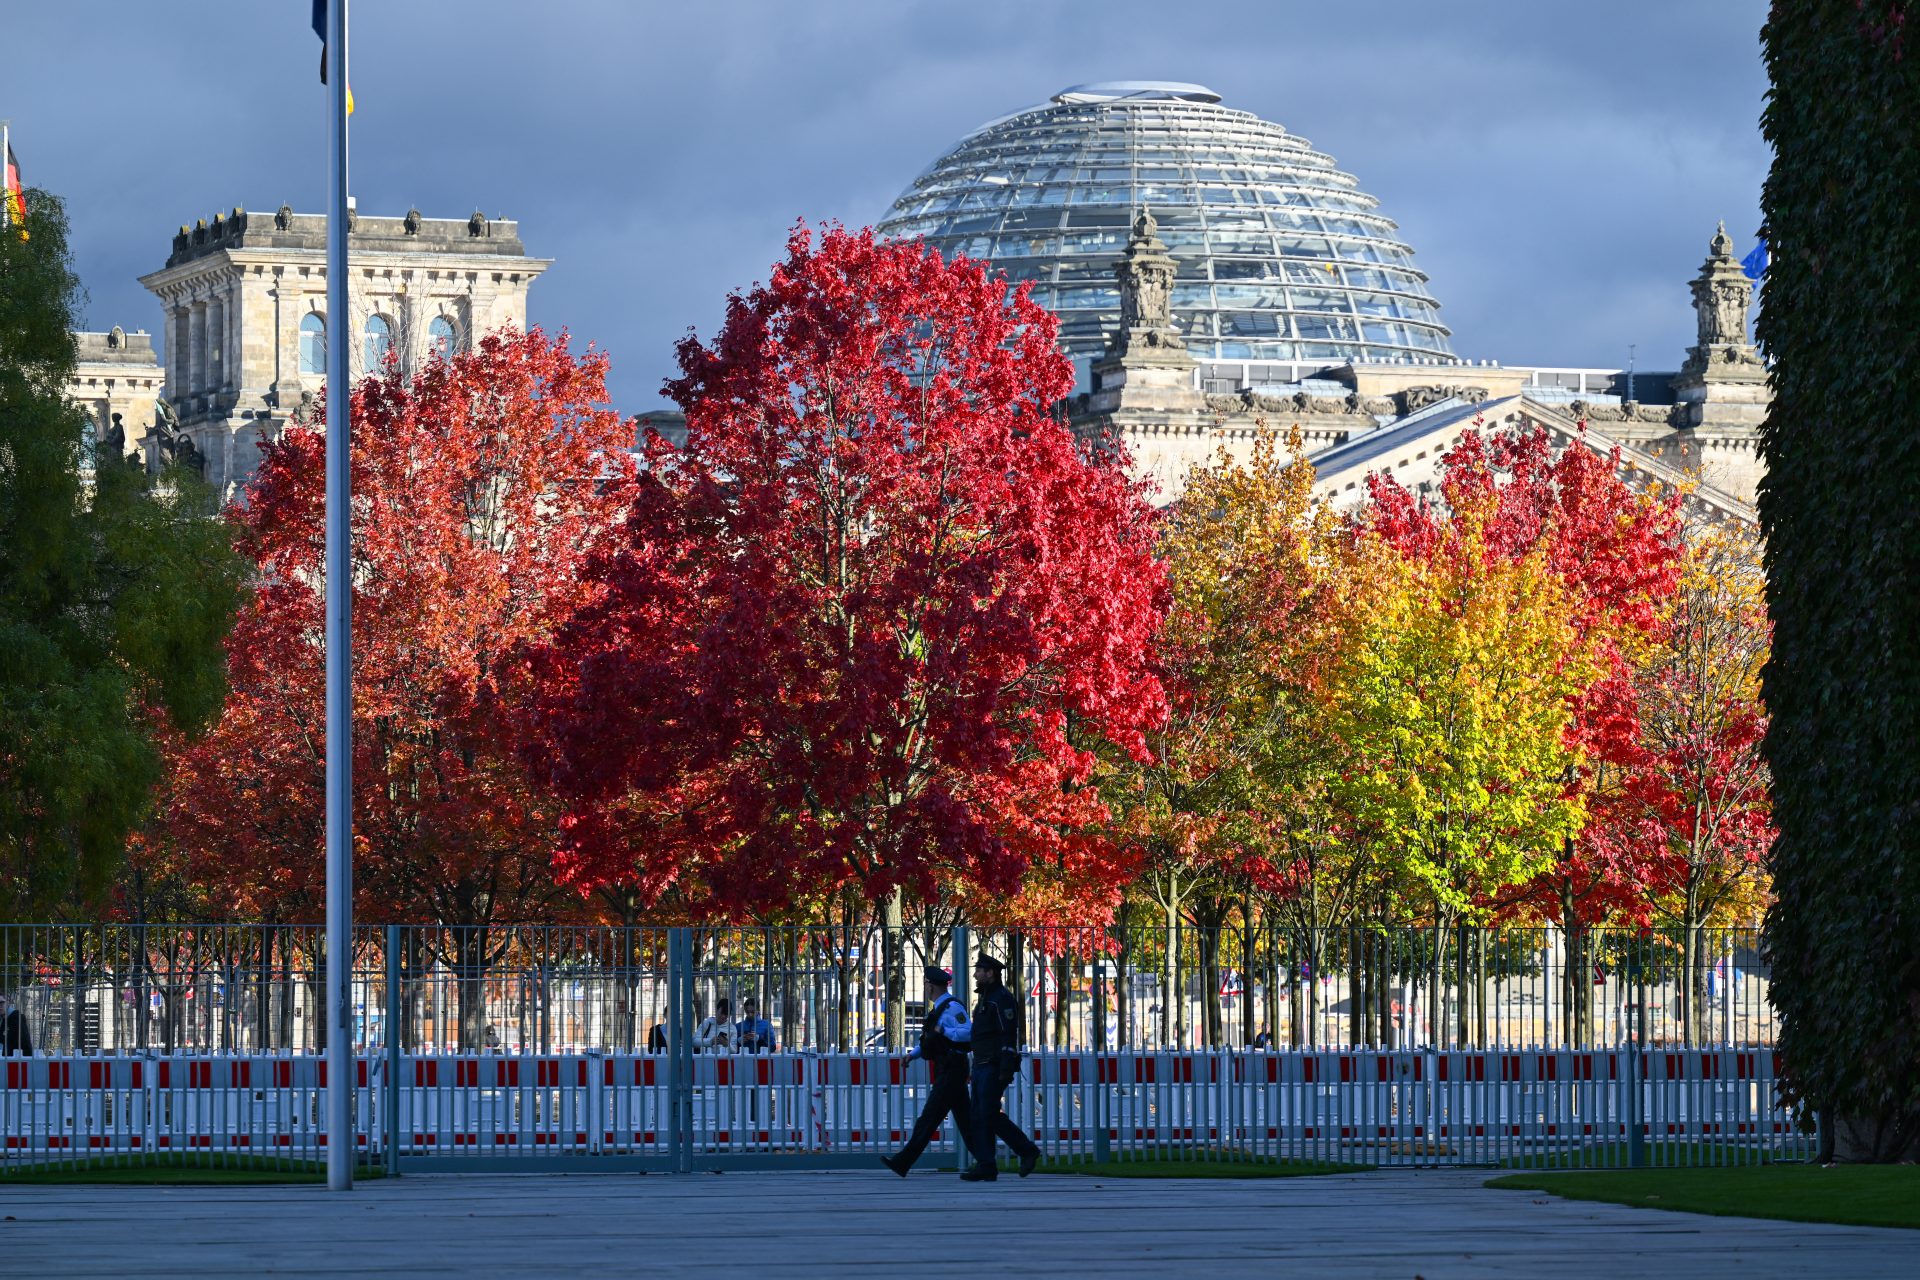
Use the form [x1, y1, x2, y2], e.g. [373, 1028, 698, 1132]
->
[961, 953, 1040, 1181]
[881, 966, 973, 1176]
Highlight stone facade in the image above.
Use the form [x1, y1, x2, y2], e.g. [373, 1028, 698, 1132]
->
[66, 326, 163, 463]
[1074, 220, 1769, 520]
[134, 205, 549, 494]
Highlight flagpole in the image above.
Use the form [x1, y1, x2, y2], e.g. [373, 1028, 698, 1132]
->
[324, 0, 355, 1194]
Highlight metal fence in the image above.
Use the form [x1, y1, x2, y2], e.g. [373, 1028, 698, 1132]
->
[1, 1046, 1811, 1177]
[0, 923, 1803, 1177]
[0, 921, 1775, 1057]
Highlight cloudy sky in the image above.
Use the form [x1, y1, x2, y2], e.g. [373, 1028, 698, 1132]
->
[10, 1, 1769, 409]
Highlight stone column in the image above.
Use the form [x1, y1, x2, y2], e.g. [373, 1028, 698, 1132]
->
[206, 293, 225, 395]
[188, 297, 209, 397]
[168, 301, 189, 395]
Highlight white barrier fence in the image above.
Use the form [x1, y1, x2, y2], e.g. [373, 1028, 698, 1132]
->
[2, 1048, 1812, 1170]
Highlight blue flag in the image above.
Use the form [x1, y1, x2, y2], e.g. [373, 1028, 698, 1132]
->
[1741, 237, 1769, 281]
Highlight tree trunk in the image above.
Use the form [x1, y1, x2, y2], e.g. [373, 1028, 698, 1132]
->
[1241, 897, 1257, 1047]
[834, 896, 857, 1052]
[1196, 921, 1223, 1049]
[779, 928, 799, 1052]
[455, 925, 492, 1052]
[256, 928, 275, 1052]
[1162, 906, 1179, 1049]
[1351, 932, 1367, 1051]
[1289, 934, 1307, 1047]
[1473, 929, 1488, 1048]
[883, 889, 906, 1050]
[1377, 932, 1394, 1048]
[1051, 951, 1071, 1048]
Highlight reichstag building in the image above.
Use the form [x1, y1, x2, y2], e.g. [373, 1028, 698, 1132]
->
[70, 81, 1763, 521]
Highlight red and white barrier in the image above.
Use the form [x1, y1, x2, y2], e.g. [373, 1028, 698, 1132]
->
[2, 1047, 1809, 1166]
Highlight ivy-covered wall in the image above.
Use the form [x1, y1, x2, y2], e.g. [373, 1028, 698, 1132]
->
[1758, 1, 1920, 1161]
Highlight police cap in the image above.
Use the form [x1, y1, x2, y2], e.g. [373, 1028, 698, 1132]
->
[923, 966, 952, 987]
[972, 953, 1006, 974]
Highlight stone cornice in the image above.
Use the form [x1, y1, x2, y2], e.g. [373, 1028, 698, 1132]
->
[139, 249, 552, 295]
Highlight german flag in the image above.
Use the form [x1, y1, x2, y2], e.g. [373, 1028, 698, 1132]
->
[3, 138, 26, 239]
[311, 0, 355, 114]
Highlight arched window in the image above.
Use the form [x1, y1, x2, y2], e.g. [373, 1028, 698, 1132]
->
[363, 315, 393, 369]
[299, 313, 327, 374]
[428, 315, 457, 360]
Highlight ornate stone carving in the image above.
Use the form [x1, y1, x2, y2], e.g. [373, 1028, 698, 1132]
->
[150, 399, 206, 478]
[404, 207, 422, 235]
[1567, 398, 1680, 425]
[1682, 221, 1763, 375]
[1391, 384, 1487, 416]
[275, 203, 294, 230]
[1107, 207, 1187, 359]
[107, 325, 124, 349]
[468, 210, 489, 238]
[1202, 387, 1392, 418]
[345, 205, 358, 232]
[191, 219, 207, 246]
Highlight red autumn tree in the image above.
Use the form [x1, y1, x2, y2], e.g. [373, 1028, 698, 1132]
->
[1363, 425, 1681, 1040]
[159, 329, 638, 1047]
[1629, 519, 1773, 1044]
[531, 225, 1167, 1042]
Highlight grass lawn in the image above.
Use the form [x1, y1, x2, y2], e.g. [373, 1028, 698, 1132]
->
[1486, 1163, 1920, 1230]
[1498, 1141, 1792, 1169]
[0, 1155, 389, 1186]
[1042, 1153, 1373, 1179]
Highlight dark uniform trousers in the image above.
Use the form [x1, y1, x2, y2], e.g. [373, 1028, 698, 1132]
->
[894, 1052, 973, 1169]
[969, 1059, 1039, 1170]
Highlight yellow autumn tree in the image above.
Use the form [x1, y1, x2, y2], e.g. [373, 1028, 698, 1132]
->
[1113, 426, 1347, 1046]
[1331, 472, 1599, 1043]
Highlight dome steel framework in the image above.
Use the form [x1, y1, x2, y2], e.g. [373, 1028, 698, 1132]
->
[877, 82, 1455, 371]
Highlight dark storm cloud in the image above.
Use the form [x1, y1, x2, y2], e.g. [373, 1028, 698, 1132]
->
[8, 1, 1768, 409]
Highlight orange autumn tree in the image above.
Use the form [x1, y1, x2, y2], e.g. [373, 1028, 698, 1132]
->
[1110, 428, 1345, 1048]
[159, 329, 638, 1048]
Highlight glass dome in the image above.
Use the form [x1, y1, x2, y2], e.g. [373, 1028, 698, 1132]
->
[877, 82, 1455, 373]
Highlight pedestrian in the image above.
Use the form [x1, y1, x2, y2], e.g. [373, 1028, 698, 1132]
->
[696, 998, 734, 1053]
[735, 997, 776, 1054]
[0, 991, 32, 1057]
[960, 954, 1039, 1181]
[881, 966, 972, 1177]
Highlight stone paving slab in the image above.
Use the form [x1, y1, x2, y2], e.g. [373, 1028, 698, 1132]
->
[0, 1168, 1911, 1278]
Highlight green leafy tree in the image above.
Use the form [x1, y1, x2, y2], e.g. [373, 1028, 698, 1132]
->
[1759, 2, 1920, 1161]
[0, 188, 243, 917]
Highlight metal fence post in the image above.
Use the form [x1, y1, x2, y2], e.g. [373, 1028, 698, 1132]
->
[1092, 960, 1110, 1163]
[385, 925, 401, 1178]
[1627, 952, 1646, 1169]
[667, 928, 693, 1174]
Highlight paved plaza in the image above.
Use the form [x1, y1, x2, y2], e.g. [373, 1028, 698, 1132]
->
[0, 1168, 1912, 1277]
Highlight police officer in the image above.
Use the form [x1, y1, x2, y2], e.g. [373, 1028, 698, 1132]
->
[881, 966, 972, 1177]
[960, 953, 1039, 1181]
[0, 991, 32, 1057]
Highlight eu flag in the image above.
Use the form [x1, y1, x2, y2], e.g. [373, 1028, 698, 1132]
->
[1741, 237, 1769, 281]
